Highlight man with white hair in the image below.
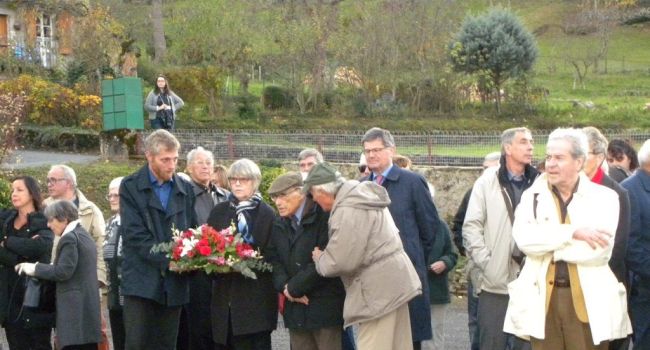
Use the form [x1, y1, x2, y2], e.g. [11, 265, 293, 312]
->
[504, 128, 631, 349]
[44, 164, 107, 286]
[621, 139, 650, 348]
[182, 146, 229, 350]
[298, 148, 324, 180]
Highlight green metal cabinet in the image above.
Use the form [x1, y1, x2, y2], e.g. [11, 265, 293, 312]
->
[101, 78, 145, 130]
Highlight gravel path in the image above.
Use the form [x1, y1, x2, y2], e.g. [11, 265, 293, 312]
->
[1, 150, 100, 170]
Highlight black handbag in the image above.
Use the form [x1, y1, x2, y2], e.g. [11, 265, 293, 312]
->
[21, 276, 56, 329]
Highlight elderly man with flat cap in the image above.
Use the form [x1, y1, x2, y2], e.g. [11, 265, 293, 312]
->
[308, 163, 421, 350]
[267, 172, 345, 350]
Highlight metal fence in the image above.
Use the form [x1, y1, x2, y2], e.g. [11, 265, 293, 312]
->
[138, 129, 650, 167]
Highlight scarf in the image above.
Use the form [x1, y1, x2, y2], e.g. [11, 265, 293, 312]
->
[229, 193, 262, 244]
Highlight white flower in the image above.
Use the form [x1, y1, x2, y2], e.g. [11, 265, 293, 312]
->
[180, 237, 198, 257]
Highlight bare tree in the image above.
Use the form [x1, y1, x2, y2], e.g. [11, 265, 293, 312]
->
[151, 0, 166, 64]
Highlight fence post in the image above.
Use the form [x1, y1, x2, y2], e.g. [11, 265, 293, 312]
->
[427, 135, 433, 166]
[317, 136, 325, 159]
[227, 133, 235, 160]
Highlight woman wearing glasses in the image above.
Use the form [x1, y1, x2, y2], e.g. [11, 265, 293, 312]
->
[206, 159, 277, 350]
[103, 177, 125, 350]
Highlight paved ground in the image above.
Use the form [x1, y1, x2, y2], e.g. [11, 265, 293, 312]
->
[1, 149, 100, 170]
[0, 295, 469, 349]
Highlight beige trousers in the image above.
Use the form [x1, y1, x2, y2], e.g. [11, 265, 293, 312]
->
[531, 287, 609, 350]
[289, 326, 342, 350]
[357, 303, 413, 350]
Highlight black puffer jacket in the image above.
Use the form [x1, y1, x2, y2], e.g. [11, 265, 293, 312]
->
[0, 210, 54, 324]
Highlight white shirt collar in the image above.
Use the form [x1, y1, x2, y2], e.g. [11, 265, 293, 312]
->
[62, 220, 81, 236]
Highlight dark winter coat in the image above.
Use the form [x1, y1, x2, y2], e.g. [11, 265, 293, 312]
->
[600, 174, 631, 288]
[119, 165, 197, 306]
[207, 200, 278, 345]
[34, 224, 101, 348]
[268, 198, 345, 330]
[427, 221, 458, 305]
[0, 210, 54, 325]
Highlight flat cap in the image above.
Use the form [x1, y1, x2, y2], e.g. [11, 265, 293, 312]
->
[303, 162, 339, 193]
[268, 171, 303, 196]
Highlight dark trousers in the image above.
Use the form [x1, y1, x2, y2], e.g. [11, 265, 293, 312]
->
[123, 295, 182, 350]
[213, 330, 272, 350]
[630, 284, 650, 349]
[467, 282, 479, 350]
[478, 291, 528, 350]
[4, 321, 52, 350]
[342, 327, 356, 350]
[62, 344, 97, 350]
[108, 309, 126, 350]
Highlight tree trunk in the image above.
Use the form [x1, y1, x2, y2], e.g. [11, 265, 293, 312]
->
[151, 0, 167, 64]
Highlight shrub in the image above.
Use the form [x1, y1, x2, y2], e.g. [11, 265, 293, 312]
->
[259, 165, 285, 208]
[164, 66, 224, 117]
[0, 75, 102, 130]
[0, 177, 11, 210]
[261, 86, 290, 110]
[0, 92, 26, 164]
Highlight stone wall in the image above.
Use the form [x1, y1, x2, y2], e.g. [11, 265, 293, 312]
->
[282, 162, 482, 223]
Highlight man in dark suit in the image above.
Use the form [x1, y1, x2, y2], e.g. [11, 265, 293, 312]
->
[119, 129, 196, 350]
[360, 127, 440, 350]
[621, 139, 650, 349]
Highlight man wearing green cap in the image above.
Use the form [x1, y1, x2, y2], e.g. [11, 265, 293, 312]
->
[267, 172, 345, 350]
[307, 163, 422, 350]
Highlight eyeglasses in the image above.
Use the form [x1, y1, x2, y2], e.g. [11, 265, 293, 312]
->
[106, 194, 119, 201]
[358, 165, 367, 173]
[363, 147, 387, 155]
[46, 177, 67, 185]
[228, 177, 252, 184]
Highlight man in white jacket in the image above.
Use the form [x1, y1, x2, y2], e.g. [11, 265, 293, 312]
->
[504, 128, 632, 350]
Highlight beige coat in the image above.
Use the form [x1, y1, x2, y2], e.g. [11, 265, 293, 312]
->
[315, 180, 421, 328]
[463, 166, 521, 294]
[504, 173, 632, 345]
[45, 190, 107, 285]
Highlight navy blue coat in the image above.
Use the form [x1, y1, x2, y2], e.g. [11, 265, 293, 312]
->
[365, 165, 439, 341]
[119, 165, 196, 306]
[622, 169, 650, 347]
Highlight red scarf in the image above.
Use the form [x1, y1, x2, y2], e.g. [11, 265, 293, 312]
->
[591, 167, 605, 184]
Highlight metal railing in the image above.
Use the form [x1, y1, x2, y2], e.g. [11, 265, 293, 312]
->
[137, 129, 650, 166]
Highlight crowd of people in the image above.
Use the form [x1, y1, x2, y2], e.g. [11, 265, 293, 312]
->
[0, 125, 648, 350]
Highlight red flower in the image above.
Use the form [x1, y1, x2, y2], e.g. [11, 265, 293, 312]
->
[198, 245, 211, 256]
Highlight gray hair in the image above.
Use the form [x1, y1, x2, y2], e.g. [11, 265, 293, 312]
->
[500, 127, 531, 153]
[44, 200, 79, 223]
[547, 128, 589, 161]
[582, 126, 608, 155]
[311, 176, 347, 197]
[362, 127, 395, 148]
[484, 151, 501, 163]
[108, 177, 123, 191]
[50, 164, 77, 188]
[144, 129, 180, 156]
[638, 139, 650, 166]
[228, 158, 262, 190]
[187, 146, 215, 166]
[298, 148, 324, 163]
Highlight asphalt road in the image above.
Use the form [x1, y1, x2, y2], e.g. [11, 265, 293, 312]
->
[1, 150, 100, 170]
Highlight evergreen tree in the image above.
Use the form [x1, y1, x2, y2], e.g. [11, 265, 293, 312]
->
[449, 8, 537, 113]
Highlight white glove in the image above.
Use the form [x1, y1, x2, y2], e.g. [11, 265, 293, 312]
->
[15, 262, 37, 276]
